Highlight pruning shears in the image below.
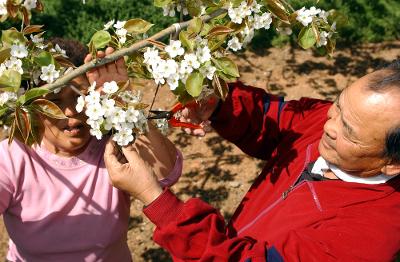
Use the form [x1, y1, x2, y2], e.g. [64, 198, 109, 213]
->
[148, 102, 202, 130]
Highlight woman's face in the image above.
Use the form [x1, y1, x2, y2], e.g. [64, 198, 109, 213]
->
[41, 75, 91, 157]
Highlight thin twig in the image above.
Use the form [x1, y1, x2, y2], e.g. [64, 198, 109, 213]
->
[42, 8, 227, 92]
[148, 84, 161, 115]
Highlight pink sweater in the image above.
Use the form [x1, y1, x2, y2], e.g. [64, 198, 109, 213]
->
[0, 137, 182, 262]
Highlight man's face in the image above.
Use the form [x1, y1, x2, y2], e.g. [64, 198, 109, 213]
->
[41, 75, 91, 157]
[318, 70, 400, 177]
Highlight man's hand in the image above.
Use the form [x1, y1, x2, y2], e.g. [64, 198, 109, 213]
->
[179, 95, 220, 136]
[84, 47, 129, 87]
[104, 139, 163, 205]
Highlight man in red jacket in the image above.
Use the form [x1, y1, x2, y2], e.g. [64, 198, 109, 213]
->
[104, 60, 400, 261]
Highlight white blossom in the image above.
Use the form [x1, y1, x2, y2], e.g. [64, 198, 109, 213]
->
[196, 46, 211, 64]
[116, 28, 128, 44]
[242, 26, 255, 46]
[317, 31, 329, 47]
[103, 81, 119, 94]
[110, 108, 126, 124]
[90, 128, 103, 140]
[296, 7, 321, 27]
[0, 91, 17, 106]
[40, 64, 60, 84]
[104, 19, 115, 30]
[85, 90, 101, 105]
[4, 57, 24, 74]
[10, 44, 28, 58]
[126, 108, 140, 123]
[113, 20, 126, 29]
[163, 4, 176, 17]
[143, 47, 161, 66]
[228, 1, 252, 24]
[200, 65, 216, 80]
[76, 96, 85, 113]
[87, 118, 102, 130]
[86, 103, 105, 121]
[23, 0, 37, 11]
[319, 10, 329, 22]
[227, 37, 242, 51]
[54, 44, 67, 57]
[253, 12, 272, 30]
[113, 127, 134, 146]
[167, 75, 179, 90]
[183, 53, 200, 69]
[0, 0, 7, 16]
[165, 40, 185, 58]
[101, 98, 116, 117]
[176, 4, 188, 16]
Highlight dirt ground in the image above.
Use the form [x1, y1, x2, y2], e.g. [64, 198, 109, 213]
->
[0, 41, 399, 261]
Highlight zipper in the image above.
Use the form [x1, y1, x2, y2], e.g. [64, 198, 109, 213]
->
[237, 144, 313, 235]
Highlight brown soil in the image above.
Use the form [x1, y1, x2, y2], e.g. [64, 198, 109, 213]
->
[0, 41, 399, 261]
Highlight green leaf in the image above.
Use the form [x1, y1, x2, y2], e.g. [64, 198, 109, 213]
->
[264, 0, 289, 24]
[212, 57, 240, 78]
[90, 30, 111, 50]
[298, 26, 317, 49]
[125, 19, 154, 34]
[0, 48, 10, 64]
[15, 107, 31, 143]
[212, 75, 228, 100]
[0, 107, 7, 118]
[186, 71, 204, 97]
[207, 25, 234, 38]
[34, 51, 55, 67]
[30, 99, 67, 119]
[1, 29, 27, 46]
[0, 70, 21, 92]
[188, 17, 203, 36]
[17, 87, 49, 105]
[179, 31, 195, 51]
[154, 0, 172, 7]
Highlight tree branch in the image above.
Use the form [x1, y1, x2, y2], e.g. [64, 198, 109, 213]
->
[44, 8, 227, 92]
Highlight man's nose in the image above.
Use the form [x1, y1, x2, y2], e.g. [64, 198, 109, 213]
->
[324, 106, 338, 140]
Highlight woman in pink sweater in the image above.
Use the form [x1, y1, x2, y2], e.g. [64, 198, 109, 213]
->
[0, 39, 181, 261]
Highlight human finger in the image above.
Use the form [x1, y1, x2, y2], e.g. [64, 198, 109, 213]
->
[104, 139, 123, 170]
[121, 143, 141, 164]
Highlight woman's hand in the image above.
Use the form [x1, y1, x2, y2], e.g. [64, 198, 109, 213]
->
[104, 139, 163, 205]
[84, 47, 129, 87]
[134, 123, 177, 181]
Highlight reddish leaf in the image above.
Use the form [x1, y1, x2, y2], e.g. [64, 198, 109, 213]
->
[23, 25, 44, 35]
[31, 99, 67, 119]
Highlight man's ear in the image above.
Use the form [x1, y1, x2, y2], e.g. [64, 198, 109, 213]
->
[381, 162, 400, 176]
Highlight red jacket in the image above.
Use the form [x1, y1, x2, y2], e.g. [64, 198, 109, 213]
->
[144, 82, 400, 261]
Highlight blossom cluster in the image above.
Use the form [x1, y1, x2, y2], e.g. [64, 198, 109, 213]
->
[143, 37, 216, 91]
[0, 0, 37, 16]
[162, 1, 206, 17]
[103, 19, 129, 44]
[296, 6, 334, 47]
[0, 91, 17, 107]
[227, 0, 273, 51]
[0, 34, 66, 90]
[76, 81, 149, 146]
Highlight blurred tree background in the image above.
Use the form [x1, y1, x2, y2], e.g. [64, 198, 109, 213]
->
[1, 0, 399, 48]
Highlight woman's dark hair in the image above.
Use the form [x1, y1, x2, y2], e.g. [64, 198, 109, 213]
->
[48, 37, 88, 67]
